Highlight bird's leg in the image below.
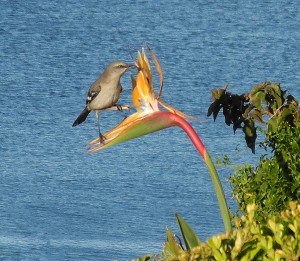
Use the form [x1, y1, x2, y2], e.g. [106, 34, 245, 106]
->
[95, 110, 105, 144]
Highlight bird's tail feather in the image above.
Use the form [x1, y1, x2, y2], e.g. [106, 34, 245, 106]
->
[72, 107, 90, 127]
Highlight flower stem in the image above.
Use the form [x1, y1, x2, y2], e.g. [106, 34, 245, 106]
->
[172, 113, 232, 232]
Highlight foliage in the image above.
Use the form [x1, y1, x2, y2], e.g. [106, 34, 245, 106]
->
[207, 82, 299, 153]
[229, 121, 300, 222]
[208, 82, 300, 221]
[135, 202, 300, 261]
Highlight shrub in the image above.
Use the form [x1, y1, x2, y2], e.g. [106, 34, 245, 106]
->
[136, 202, 300, 261]
[230, 122, 300, 221]
[207, 82, 300, 221]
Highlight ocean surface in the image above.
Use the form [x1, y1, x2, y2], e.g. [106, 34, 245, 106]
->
[0, 1, 299, 260]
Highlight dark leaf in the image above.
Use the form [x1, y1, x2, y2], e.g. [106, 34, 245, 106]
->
[243, 119, 257, 153]
[213, 104, 222, 121]
[223, 106, 232, 126]
[233, 119, 243, 133]
[207, 101, 218, 117]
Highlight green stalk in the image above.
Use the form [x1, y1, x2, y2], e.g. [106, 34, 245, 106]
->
[172, 113, 232, 232]
[203, 151, 232, 232]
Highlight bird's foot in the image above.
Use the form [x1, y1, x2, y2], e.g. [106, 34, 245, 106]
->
[116, 104, 123, 111]
[105, 104, 131, 111]
[99, 133, 106, 144]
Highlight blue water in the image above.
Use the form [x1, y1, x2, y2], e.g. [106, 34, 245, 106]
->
[1, 1, 299, 260]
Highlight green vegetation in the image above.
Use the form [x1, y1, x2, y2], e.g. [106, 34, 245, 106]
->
[207, 82, 300, 221]
[135, 202, 300, 261]
[229, 122, 300, 222]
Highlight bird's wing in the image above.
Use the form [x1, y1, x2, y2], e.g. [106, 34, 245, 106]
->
[86, 85, 101, 105]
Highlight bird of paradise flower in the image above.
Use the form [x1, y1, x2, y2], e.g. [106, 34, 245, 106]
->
[87, 46, 232, 232]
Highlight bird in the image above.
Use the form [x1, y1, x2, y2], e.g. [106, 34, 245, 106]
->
[72, 61, 134, 143]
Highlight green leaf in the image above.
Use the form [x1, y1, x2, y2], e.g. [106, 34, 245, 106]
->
[207, 235, 222, 249]
[250, 84, 265, 96]
[269, 82, 284, 107]
[243, 119, 257, 153]
[175, 214, 202, 250]
[250, 110, 265, 124]
[267, 117, 278, 133]
[277, 107, 294, 125]
[163, 228, 184, 257]
[211, 88, 224, 100]
[251, 91, 266, 111]
[242, 104, 254, 118]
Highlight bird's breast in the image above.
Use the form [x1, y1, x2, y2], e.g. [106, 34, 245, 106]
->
[88, 83, 122, 110]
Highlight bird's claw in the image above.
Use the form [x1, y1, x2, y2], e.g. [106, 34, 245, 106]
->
[99, 133, 106, 144]
[116, 104, 123, 111]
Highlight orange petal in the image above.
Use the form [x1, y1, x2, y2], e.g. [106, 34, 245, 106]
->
[147, 45, 164, 98]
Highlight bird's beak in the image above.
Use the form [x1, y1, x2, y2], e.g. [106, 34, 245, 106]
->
[132, 64, 142, 71]
[128, 64, 137, 70]
[125, 63, 138, 70]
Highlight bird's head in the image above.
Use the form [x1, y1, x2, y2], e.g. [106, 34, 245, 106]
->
[107, 61, 136, 78]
